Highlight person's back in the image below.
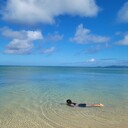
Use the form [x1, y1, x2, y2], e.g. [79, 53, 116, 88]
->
[66, 99, 104, 107]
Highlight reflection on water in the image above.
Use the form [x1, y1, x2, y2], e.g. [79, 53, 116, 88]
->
[0, 66, 128, 128]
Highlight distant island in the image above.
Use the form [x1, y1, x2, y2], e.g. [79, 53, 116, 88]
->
[97, 65, 128, 68]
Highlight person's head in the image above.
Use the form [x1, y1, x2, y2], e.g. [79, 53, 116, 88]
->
[66, 99, 72, 105]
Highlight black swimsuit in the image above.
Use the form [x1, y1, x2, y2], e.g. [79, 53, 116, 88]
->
[68, 103, 86, 107]
[78, 103, 86, 107]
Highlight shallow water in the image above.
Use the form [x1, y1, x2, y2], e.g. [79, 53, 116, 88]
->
[0, 66, 128, 128]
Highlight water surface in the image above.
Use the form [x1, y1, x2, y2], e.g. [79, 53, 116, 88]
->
[0, 66, 128, 128]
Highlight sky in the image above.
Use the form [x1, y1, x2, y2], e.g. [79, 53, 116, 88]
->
[0, 0, 128, 66]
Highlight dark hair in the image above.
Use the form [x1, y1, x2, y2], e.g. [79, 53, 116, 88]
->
[66, 99, 72, 104]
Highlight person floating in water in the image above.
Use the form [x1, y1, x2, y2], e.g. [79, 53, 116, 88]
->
[66, 99, 104, 107]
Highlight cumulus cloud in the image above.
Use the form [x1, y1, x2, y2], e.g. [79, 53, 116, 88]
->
[5, 39, 33, 54]
[2, 28, 43, 40]
[116, 34, 128, 45]
[70, 24, 110, 44]
[2, 0, 99, 24]
[2, 28, 43, 54]
[41, 47, 56, 54]
[118, 2, 128, 23]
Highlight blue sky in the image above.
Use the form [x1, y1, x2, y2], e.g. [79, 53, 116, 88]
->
[0, 0, 128, 66]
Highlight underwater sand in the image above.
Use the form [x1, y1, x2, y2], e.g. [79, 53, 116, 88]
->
[0, 66, 128, 128]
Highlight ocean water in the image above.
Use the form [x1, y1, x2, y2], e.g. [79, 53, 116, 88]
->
[0, 66, 128, 128]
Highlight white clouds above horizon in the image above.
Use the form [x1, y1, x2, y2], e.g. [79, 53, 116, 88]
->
[1, 27, 62, 54]
[41, 46, 56, 54]
[116, 34, 128, 45]
[45, 32, 63, 42]
[118, 1, 128, 23]
[2, 28, 43, 40]
[2, 0, 99, 24]
[5, 39, 34, 54]
[2, 28, 43, 54]
[86, 58, 96, 63]
[71, 24, 110, 44]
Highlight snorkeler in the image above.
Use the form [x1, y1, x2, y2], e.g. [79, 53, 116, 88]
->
[66, 99, 104, 107]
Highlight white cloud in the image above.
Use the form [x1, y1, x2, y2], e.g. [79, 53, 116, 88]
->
[87, 58, 96, 62]
[116, 34, 128, 45]
[5, 39, 33, 54]
[2, 28, 43, 40]
[3, 28, 43, 54]
[41, 47, 56, 54]
[85, 45, 102, 54]
[2, 0, 99, 24]
[45, 32, 63, 42]
[118, 2, 128, 23]
[70, 24, 110, 44]
[27, 31, 43, 40]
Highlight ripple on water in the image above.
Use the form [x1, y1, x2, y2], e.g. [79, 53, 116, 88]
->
[0, 81, 128, 128]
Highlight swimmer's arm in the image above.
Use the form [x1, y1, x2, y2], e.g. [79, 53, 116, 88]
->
[68, 103, 77, 107]
[68, 104, 75, 107]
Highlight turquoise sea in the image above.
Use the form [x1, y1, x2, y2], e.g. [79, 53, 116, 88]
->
[0, 66, 128, 128]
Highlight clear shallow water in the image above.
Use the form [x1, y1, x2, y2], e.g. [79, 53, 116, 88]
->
[0, 66, 128, 128]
